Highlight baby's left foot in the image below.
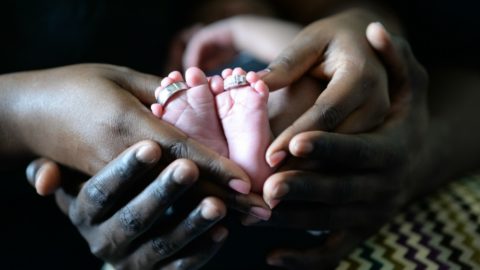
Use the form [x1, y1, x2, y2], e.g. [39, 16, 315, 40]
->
[216, 68, 272, 193]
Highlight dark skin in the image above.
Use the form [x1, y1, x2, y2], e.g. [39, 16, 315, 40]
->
[28, 140, 230, 269]
[20, 4, 480, 270]
[0, 64, 271, 221]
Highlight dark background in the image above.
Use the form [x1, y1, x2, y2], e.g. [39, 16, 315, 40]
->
[1, 0, 480, 269]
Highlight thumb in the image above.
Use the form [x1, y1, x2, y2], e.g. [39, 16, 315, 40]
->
[26, 158, 61, 196]
[261, 35, 324, 91]
[114, 67, 163, 105]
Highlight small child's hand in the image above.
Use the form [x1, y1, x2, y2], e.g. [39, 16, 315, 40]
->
[183, 15, 301, 71]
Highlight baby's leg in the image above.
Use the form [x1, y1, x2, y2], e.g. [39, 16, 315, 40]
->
[216, 68, 272, 193]
[152, 67, 228, 156]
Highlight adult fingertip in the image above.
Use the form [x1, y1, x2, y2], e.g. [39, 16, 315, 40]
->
[366, 22, 391, 51]
[135, 141, 161, 164]
[289, 137, 314, 157]
[266, 150, 287, 168]
[35, 162, 61, 196]
[228, 179, 251, 194]
[263, 175, 288, 209]
[172, 159, 199, 185]
[200, 197, 227, 221]
[249, 206, 272, 221]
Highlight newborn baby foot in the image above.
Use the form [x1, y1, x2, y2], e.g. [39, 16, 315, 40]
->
[216, 68, 272, 193]
[152, 67, 228, 156]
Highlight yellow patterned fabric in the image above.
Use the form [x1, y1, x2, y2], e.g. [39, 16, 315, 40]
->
[337, 175, 480, 269]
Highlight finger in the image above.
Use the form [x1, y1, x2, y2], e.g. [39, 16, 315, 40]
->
[69, 140, 161, 225]
[99, 159, 199, 249]
[26, 158, 61, 196]
[263, 170, 391, 208]
[261, 27, 327, 91]
[265, 60, 388, 167]
[159, 226, 228, 270]
[113, 66, 163, 104]
[267, 231, 366, 270]
[286, 130, 398, 169]
[366, 22, 407, 84]
[366, 22, 429, 102]
[120, 197, 226, 269]
[133, 114, 252, 194]
[195, 180, 271, 221]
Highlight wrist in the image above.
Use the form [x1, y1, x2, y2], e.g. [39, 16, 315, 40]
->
[0, 71, 36, 159]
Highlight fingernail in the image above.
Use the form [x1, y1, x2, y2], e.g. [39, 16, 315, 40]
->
[136, 144, 159, 164]
[241, 215, 262, 226]
[268, 199, 281, 209]
[173, 164, 195, 185]
[257, 68, 271, 78]
[211, 227, 228, 243]
[249, 206, 271, 221]
[292, 141, 313, 156]
[267, 151, 287, 168]
[201, 201, 224, 221]
[229, 179, 250, 194]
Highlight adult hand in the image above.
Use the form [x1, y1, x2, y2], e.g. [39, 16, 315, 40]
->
[27, 141, 235, 269]
[261, 23, 430, 269]
[1, 64, 254, 196]
[263, 8, 400, 167]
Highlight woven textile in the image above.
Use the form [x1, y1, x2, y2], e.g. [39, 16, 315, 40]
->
[337, 175, 480, 269]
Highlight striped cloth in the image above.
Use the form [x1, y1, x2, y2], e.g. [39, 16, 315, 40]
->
[338, 175, 480, 269]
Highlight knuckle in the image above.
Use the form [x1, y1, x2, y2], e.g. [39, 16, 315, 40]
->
[151, 238, 179, 257]
[361, 71, 380, 93]
[168, 139, 191, 159]
[151, 184, 170, 206]
[84, 180, 110, 207]
[107, 109, 134, 141]
[272, 54, 295, 72]
[119, 205, 143, 234]
[313, 103, 343, 131]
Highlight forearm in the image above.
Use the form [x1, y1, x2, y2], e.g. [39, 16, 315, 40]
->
[418, 68, 480, 195]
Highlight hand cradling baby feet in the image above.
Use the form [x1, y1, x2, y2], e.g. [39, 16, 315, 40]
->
[152, 67, 272, 193]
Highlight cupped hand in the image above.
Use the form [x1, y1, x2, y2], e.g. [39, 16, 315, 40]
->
[263, 9, 399, 167]
[27, 141, 232, 269]
[4, 64, 254, 195]
[261, 23, 430, 269]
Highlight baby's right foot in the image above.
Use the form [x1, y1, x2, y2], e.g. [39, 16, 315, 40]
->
[152, 67, 228, 157]
[216, 68, 272, 193]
